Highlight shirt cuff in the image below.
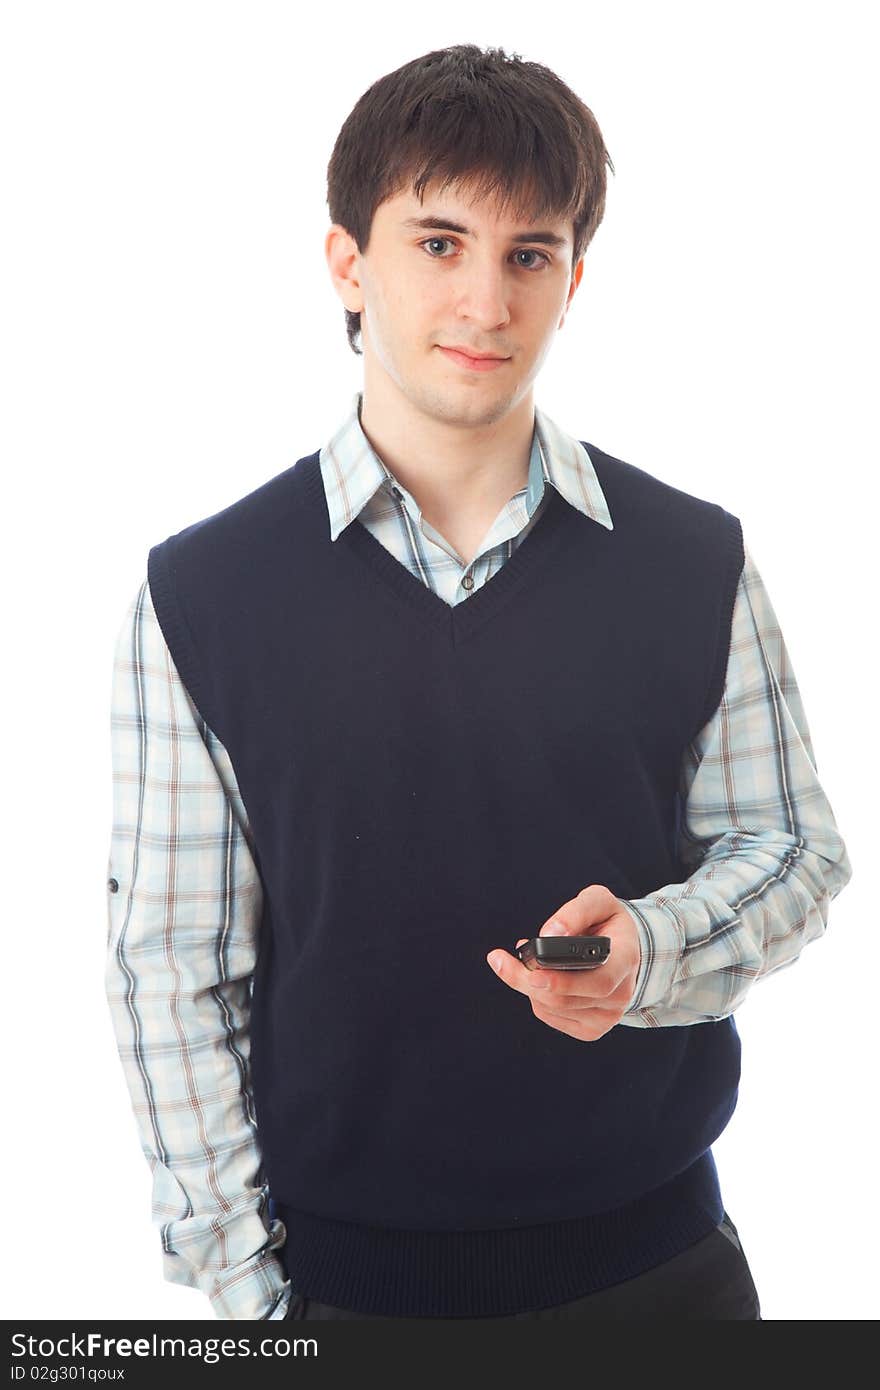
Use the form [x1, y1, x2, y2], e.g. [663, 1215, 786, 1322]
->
[162, 1214, 292, 1320]
[618, 898, 681, 1013]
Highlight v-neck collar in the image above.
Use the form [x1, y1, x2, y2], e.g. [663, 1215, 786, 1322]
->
[303, 454, 578, 647]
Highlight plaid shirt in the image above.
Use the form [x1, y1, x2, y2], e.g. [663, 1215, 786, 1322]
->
[105, 390, 852, 1319]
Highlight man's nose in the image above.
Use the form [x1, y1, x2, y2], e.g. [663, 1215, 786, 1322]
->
[453, 260, 513, 327]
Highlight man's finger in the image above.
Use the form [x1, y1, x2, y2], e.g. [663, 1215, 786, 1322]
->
[487, 949, 552, 995]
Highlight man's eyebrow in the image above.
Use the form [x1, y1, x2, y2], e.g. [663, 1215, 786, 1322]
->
[401, 214, 569, 249]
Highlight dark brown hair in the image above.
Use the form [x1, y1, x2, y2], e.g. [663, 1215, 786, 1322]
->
[326, 44, 615, 355]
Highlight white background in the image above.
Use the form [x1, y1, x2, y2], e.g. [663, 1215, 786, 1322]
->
[3, 0, 875, 1323]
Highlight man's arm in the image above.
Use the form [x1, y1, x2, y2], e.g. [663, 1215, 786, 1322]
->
[104, 579, 291, 1319]
[619, 541, 852, 1025]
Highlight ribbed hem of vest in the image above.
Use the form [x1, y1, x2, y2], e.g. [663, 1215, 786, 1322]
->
[276, 1150, 724, 1317]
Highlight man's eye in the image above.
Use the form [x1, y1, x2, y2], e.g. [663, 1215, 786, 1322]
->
[512, 248, 549, 269]
[419, 238, 548, 269]
[423, 237, 454, 257]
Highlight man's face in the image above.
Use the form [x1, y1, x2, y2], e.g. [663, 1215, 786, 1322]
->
[332, 178, 583, 429]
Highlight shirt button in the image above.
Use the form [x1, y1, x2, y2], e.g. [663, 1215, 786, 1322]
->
[461, 574, 474, 591]
[108, 877, 119, 893]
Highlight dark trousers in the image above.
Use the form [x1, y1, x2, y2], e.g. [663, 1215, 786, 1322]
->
[286, 1211, 762, 1321]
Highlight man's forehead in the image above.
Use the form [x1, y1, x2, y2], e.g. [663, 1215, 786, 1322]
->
[385, 180, 569, 234]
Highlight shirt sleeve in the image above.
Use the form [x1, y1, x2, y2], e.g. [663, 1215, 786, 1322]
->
[104, 578, 292, 1320]
[619, 540, 853, 1026]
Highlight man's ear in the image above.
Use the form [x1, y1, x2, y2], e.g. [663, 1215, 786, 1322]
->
[559, 256, 584, 328]
[325, 224, 364, 315]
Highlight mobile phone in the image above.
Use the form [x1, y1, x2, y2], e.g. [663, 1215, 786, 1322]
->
[515, 936, 611, 970]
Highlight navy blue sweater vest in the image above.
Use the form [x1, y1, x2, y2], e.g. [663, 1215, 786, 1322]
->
[147, 442, 746, 1317]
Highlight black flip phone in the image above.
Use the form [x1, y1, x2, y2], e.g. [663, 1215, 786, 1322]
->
[515, 936, 611, 970]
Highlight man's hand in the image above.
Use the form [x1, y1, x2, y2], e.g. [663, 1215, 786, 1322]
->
[486, 885, 642, 1042]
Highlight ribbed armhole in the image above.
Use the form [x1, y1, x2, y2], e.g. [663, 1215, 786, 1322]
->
[694, 509, 745, 735]
[146, 537, 217, 736]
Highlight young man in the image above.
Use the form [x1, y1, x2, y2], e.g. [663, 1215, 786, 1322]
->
[105, 44, 851, 1322]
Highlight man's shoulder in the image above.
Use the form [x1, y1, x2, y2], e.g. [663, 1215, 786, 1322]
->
[581, 439, 735, 522]
[149, 450, 322, 566]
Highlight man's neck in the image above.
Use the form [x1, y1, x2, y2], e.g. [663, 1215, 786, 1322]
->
[357, 376, 536, 553]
